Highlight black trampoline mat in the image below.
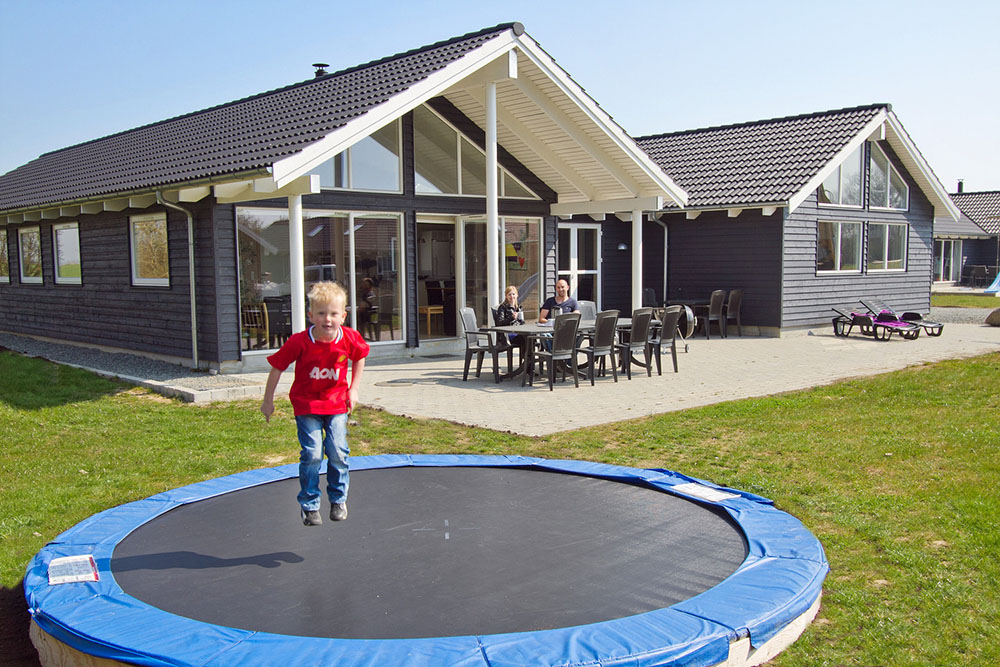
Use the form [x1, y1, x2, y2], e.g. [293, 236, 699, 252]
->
[111, 466, 747, 639]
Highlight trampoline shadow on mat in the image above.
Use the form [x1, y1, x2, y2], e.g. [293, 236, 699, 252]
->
[25, 455, 828, 667]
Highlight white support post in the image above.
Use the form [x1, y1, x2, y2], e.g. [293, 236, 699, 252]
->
[289, 194, 306, 333]
[631, 209, 643, 313]
[486, 80, 501, 309]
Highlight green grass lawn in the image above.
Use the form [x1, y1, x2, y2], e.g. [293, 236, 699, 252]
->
[932, 292, 1000, 308]
[2, 350, 999, 665]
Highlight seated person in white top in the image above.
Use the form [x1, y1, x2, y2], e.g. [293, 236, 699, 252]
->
[538, 279, 579, 324]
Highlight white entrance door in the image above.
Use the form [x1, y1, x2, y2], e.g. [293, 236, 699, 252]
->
[557, 223, 601, 305]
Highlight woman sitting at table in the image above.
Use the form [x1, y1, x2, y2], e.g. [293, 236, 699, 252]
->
[495, 285, 526, 352]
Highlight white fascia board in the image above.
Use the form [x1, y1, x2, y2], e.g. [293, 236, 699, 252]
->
[215, 175, 319, 204]
[513, 34, 688, 207]
[788, 109, 888, 214]
[272, 30, 520, 187]
[550, 195, 663, 217]
[885, 111, 960, 221]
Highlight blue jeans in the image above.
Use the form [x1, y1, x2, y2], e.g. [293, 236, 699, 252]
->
[295, 413, 349, 512]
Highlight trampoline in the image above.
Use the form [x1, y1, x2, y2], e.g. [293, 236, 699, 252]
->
[25, 455, 827, 666]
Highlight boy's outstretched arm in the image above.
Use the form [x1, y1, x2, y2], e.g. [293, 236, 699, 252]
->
[260, 366, 283, 422]
[348, 358, 366, 413]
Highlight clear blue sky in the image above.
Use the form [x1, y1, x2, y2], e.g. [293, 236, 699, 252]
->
[2, 0, 998, 192]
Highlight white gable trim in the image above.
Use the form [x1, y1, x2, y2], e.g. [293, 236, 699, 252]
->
[787, 109, 887, 214]
[512, 34, 687, 207]
[884, 111, 960, 221]
[272, 30, 521, 187]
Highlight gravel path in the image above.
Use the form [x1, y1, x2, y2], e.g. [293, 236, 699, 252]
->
[929, 306, 997, 324]
[0, 333, 258, 390]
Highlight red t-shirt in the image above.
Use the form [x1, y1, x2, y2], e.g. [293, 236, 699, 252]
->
[267, 326, 370, 416]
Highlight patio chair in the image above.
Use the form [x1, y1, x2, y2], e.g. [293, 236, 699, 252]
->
[697, 289, 727, 339]
[530, 312, 581, 390]
[490, 307, 518, 374]
[650, 306, 683, 374]
[460, 307, 501, 383]
[241, 303, 269, 350]
[859, 297, 943, 337]
[578, 309, 619, 385]
[617, 308, 653, 379]
[723, 289, 744, 337]
[577, 300, 597, 321]
[970, 265, 988, 288]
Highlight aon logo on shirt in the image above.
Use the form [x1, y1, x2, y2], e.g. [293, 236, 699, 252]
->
[309, 366, 340, 381]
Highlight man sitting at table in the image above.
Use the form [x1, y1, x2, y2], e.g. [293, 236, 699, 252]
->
[538, 279, 579, 323]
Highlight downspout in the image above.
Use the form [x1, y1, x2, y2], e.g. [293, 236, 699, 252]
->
[652, 216, 668, 302]
[156, 193, 199, 370]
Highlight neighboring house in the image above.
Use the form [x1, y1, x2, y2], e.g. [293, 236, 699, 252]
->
[0, 24, 962, 371]
[633, 104, 960, 332]
[946, 189, 1000, 285]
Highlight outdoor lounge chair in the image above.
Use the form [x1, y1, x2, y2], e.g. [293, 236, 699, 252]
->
[859, 297, 944, 337]
[831, 306, 920, 341]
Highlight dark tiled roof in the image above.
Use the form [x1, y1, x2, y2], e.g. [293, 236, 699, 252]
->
[0, 23, 519, 213]
[635, 104, 886, 208]
[951, 191, 1000, 234]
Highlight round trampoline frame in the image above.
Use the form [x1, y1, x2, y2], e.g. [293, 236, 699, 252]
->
[25, 455, 827, 667]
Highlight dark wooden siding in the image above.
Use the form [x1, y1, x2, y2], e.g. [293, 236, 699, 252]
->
[782, 142, 935, 327]
[0, 207, 208, 362]
[662, 209, 783, 328]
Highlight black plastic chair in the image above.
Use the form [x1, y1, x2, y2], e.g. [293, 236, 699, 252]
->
[723, 289, 744, 337]
[530, 312, 581, 390]
[698, 290, 727, 339]
[579, 310, 619, 385]
[460, 307, 501, 383]
[617, 308, 653, 379]
[651, 306, 683, 374]
[490, 307, 518, 374]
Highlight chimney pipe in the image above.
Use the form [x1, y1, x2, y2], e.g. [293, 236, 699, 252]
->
[312, 63, 329, 78]
[957, 179, 964, 193]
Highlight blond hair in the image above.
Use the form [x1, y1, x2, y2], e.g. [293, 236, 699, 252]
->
[307, 281, 347, 311]
[504, 285, 519, 309]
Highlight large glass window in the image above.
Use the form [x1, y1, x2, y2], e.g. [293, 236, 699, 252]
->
[867, 223, 907, 271]
[18, 226, 42, 284]
[53, 222, 81, 284]
[413, 105, 538, 199]
[869, 142, 909, 210]
[237, 207, 404, 350]
[818, 145, 863, 207]
[503, 218, 541, 316]
[0, 230, 9, 283]
[817, 220, 862, 273]
[130, 213, 169, 286]
[307, 119, 401, 192]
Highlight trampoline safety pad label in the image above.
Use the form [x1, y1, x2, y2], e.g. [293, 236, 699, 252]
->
[673, 482, 740, 502]
[47, 555, 99, 585]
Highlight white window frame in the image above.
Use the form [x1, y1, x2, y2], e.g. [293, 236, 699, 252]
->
[557, 222, 602, 305]
[53, 221, 82, 285]
[0, 229, 9, 283]
[414, 105, 539, 200]
[312, 119, 404, 194]
[18, 226, 43, 284]
[868, 142, 909, 211]
[866, 222, 908, 273]
[817, 220, 863, 274]
[129, 213, 170, 287]
[818, 145, 864, 209]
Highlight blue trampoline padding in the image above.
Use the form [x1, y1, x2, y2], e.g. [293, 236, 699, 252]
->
[25, 455, 828, 667]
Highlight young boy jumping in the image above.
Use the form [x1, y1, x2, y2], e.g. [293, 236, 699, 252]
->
[260, 281, 369, 526]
